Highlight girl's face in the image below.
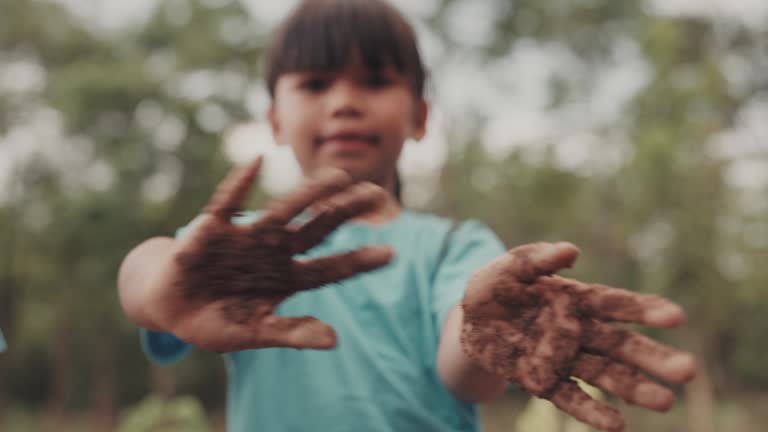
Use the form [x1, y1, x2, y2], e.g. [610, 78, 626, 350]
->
[268, 52, 428, 192]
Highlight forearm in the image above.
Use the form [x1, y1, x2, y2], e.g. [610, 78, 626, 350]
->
[437, 305, 507, 402]
[117, 236, 178, 331]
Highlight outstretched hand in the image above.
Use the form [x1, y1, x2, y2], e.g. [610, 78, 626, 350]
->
[149, 158, 394, 353]
[461, 242, 696, 432]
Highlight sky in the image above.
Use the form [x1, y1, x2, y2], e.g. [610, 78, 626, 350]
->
[1, 0, 766, 206]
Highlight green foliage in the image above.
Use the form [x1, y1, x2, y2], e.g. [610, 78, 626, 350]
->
[116, 395, 209, 432]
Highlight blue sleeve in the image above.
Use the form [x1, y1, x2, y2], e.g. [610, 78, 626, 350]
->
[431, 221, 506, 331]
[141, 329, 193, 366]
[0, 327, 6, 352]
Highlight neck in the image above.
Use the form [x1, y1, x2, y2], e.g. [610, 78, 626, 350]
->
[355, 190, 402, 225]
[347, 170, 402, 225]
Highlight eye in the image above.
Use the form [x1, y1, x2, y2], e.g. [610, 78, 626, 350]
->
[299, 76, 330, 92]
[364, 72, 392, 89]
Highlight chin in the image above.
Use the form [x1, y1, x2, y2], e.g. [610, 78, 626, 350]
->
[322, 159, 376, 182]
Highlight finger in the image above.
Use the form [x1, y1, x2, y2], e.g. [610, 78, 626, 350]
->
[572, 353, 675, 411]
[204, 157, 263, 219]
[547, 276, 685, 327]
[584, 321, 697, 384]
[290, 182, 387, 254]
[261, 168, 353, 225]
[294, 246, 394, 291]
[549, 380, 625, 432]
[502, 242, 580, 283]
[256, 316, 338, 349]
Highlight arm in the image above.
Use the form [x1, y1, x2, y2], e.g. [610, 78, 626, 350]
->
[437, 305, 506, 402]
[118, 236, 178, 331]
[119, 236, 194, 365]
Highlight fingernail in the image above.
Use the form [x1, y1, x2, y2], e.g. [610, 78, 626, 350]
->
[644, 303, 683, 326]
[367, 246, 394, 260]
[321, 333, 336, 348]
[635, 383, 674, 411]
[663, 353, 697, 382]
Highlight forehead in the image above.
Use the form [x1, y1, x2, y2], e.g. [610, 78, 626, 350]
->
[286, 50, 401, 75]
[266, 1, 425, 97]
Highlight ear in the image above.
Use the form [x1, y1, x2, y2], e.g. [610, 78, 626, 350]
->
[410, 99, 429, 141]
[267, 104, 284, 145]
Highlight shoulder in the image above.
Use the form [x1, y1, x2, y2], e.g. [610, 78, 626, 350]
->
[399, 210, 500, 244]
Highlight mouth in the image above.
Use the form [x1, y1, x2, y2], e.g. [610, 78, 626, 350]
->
[316, 132, 379, 151]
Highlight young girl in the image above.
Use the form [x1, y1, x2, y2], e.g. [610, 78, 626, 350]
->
[117, 1, 696, 431]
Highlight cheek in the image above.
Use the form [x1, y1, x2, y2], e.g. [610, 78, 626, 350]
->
[378, 103, 415, 138]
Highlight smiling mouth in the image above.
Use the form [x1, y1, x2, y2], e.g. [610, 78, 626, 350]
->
[316, 132, 379, 149]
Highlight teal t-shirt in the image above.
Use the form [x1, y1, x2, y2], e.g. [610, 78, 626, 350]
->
[0, 327, 5, 352]
[142, 210, 506, 432]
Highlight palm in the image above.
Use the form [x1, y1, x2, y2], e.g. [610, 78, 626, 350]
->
[462, 242, 696, 432]
[157, 158, 394, 352]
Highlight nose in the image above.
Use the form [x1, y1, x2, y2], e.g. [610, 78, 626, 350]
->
[327, 81, 364, 119]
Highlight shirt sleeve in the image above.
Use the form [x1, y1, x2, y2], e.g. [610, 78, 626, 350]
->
[0, 327, 6, 352]
[431, 220, 506, 332]
[141, 329, 193, 365]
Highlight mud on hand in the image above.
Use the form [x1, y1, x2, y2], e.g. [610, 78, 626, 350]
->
[461, 242, 697, 432]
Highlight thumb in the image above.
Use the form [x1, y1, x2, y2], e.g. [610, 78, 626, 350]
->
[506, 242, 580, 282]
[256, 316, 338, 350]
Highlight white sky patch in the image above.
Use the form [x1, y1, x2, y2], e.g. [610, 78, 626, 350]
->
[414, 23, 446, 74]
[717, 249, 752, 281]
[488, 39, 583, 112]
[84, 159, 116, 192]
[708, 97, 768, 190]
[724, 159, 768, 190]
[196, 102, 231, 134]
[398, 109, 449, 207]
[244, 82, 271, 120]
[721, 54, 756, 97]
[141, 155, 182, 203]
[585, 39, 652, 125]
[47, 0, 158, 33]
[647, 0, 768, 28]
[477, 37, 648, 174]
[629, 219, 675, 263]
[223, 121, 302, 196]
[0, 106, 120, 201]
[442, 0, 502, 48]
[0, 58, 47, 95]
[241, 0, 297, 25]
[482, 107, 556, 159]
[554, 132, 600, 174]
[389, 0, 440, 19]
[557, 131, 634, 177]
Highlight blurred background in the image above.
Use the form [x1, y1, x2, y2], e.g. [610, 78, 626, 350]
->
[1, 0, 767, 431]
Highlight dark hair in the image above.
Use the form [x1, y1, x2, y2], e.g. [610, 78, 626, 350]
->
[265, 0, 427, 99]
[265, 0, 423, 204]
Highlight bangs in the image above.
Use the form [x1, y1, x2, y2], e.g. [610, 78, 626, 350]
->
[266, 0, 425, 96]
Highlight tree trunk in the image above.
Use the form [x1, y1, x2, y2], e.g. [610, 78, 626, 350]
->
[151, 364, 176, 398]
[685, 329, 715, 432]
[89, 329, 116, 431]
[47, 309, 72, 427]
[0, 277, 16, 419]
